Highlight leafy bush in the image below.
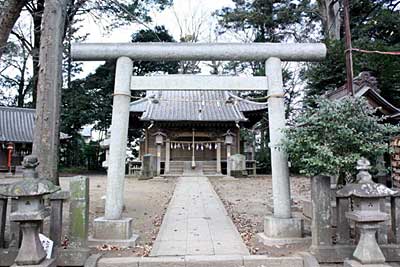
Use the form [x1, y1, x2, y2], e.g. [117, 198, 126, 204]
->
[283, 97, 399, 184]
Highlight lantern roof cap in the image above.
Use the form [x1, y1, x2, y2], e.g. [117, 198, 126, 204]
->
[0, 178, 60, 197]
[337, 158, 398, 198]
[336, 182, 397, 198]
[0, 155, 60, 197]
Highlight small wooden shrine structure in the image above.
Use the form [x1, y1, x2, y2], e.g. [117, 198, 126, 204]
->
[0, 107, 34, 172]
[0, 106, 69, 174]
[129, 90, 267, 175]
[327, 71, 400, 123]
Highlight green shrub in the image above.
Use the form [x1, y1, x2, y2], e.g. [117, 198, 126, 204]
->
[283, 97, 399, 184]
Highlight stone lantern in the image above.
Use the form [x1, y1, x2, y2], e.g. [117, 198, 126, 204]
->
[337, 158, 397, 266]
[0, 155, 60, 267]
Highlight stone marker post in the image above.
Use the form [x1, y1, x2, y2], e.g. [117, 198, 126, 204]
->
[310, 175, 332, 248]
[92, 57, 138, 246]
[230, 154, 247, 178]
[141, 154, 156, 180]
[58, 176, 90, 266]
[258, 57, 303, 243]
[69, 177, 89, 249]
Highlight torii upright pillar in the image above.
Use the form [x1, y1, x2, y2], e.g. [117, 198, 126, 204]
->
[257, 57, 304, 244]
[91, 57, 138, 246]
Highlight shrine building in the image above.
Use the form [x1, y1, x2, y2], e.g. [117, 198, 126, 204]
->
[129, 90, 267, 176]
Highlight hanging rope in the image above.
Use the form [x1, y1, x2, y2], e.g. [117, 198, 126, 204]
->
[348, 48, 400, 56]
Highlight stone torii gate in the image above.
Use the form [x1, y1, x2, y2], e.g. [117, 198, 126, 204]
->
[71, 42, 326, 245]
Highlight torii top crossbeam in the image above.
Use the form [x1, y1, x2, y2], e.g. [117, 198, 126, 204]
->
[71, 42, 326, 62]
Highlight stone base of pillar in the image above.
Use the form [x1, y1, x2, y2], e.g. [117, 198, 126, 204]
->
[257, 215, 310, 245]
[89, 217, 138, 247]
[344, 259, 390, 267]
[12, 259, 56, 267]
[56, 248, 90, 266]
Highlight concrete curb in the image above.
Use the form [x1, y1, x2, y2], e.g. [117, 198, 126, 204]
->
[97, 255, 304, 267]
[84, 254, 103, 267]
[297, 252, 320, 267]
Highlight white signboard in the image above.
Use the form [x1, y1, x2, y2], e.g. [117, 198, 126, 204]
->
[39, 233, 53, 259]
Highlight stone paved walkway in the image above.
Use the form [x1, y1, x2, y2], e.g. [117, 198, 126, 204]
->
[150, 176, 249, 256]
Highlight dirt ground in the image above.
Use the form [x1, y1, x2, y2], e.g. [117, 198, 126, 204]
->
[57, 175, 176, 257]
[210, 175, 311, 256]
[1, 174, 313, 258]
[0, 174, 175, 257]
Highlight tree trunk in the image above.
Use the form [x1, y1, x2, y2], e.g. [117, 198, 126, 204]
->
[0, 0, 29, 59]
[32, 0, 68, 185]
[17, 56, 28, 107]
[31, 0, 45, 107]
[318, 0, 341, 40]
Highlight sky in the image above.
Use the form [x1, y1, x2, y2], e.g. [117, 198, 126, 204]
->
[77, 0, 235, 76]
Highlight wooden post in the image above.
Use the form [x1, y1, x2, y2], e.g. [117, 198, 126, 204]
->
[191, 129, 195, 168]
[165, 139, 170, 174]
[32, 0, 68, 185]
[216, 139, 221, 174]
[156, 144, 161, 176]
[6, 142, 14, 175]
[226, 144, 231, 176]
[0, 196, 7, 248]
[343, 0, 354, 96]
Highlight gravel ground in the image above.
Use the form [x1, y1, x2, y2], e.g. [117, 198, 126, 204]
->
[210, 175, 311, 256]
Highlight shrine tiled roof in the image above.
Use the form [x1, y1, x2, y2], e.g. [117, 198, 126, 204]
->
[130, 91, 267, 122]
[327, 72, 400, 119]
[0, 106, 70, 143]
[0, 106, 35, 143]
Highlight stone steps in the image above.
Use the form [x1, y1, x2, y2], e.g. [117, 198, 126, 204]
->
[168, 162, 185, 175]
[203, 162, 218, 174]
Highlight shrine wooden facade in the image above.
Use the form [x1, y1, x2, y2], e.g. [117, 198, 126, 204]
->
[129, 90, 267, 175]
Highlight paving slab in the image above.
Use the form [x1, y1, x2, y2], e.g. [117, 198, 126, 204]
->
[150, 176, 249, 257]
